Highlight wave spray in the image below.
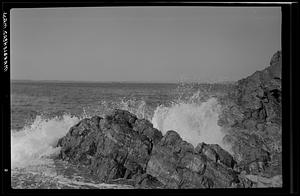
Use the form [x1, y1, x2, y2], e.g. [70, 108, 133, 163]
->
[11, 114, 80, 168]
[151, 97, 229, 151]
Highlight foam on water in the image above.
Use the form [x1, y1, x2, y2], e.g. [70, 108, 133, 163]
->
[11, 162, 134, 189]
[119, 99, 148, 119]
[55, 178, 134, 189]
[81, 98, 151, 120]
[151, 96, 230, 151]
[11, 114, 80, 168]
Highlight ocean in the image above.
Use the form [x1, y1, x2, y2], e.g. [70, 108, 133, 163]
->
[10, 80, 235, 189]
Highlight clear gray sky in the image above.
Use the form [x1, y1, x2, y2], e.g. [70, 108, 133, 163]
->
[10, 7, 281, 83]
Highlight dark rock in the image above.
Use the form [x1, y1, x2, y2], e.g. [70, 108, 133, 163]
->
[210, 144, 237, 168]
[243, 119, 258, 131]
[179, 153, 206, 175]
[195, 143, 218, 162]
[133, 119, 163, 144]
[232, 51, 281, 124]
[57, 109, 162, 184]
[217, 51, 282, 181]
[269, 51, 282, 78]
[237, 172, 255, 188]
[146, 131, 238, 188]
[135, 174, 164, 189]
[145, 131, 183, 188]
[204, 160, 239, 188]
[195, 142, 236, 169]
[231, 135, 271, 175]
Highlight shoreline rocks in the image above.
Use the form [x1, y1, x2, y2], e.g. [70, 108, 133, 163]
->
[218, 51, 282, 185]
[57, 51, 282, 188]
[57, 109, 163, 184]
[57, 110, 240, 188]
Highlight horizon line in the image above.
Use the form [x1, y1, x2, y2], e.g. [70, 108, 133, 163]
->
[11, 79, 236, 84]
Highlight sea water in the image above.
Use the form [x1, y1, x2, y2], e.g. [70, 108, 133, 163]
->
[10, 80, 234, 189]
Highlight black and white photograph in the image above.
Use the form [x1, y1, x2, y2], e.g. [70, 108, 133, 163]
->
[3, 3, 295, 191]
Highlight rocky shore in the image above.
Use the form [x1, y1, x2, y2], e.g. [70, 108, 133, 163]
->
[218, 51, 282, 182]
[56, 51, 282, 188]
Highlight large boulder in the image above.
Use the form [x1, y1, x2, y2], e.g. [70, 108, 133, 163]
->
[146, 130, 239, 188]
[57, 109, 163, 185]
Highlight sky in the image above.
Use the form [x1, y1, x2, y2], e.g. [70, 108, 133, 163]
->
[10, 7, 281, 83]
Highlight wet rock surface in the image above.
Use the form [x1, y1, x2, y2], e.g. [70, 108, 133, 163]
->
[58, 121, 240, 188]
[57, 109, 163, 186]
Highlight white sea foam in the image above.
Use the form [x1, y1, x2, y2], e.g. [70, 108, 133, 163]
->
[82, 98, 150, 120]
[119, 99, 148, 119]
[11, 114, 80, 168]
[55, 177, 134, 189]
[11, 162, 134, 189]
[151, 97, 230, 151]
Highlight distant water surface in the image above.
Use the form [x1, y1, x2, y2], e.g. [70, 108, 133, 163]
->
[11, 81, 180, 130]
